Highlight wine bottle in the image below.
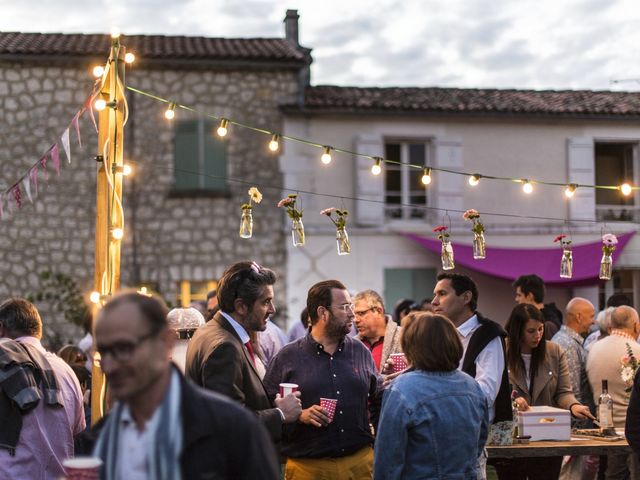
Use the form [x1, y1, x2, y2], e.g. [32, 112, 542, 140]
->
[598, 379, 614, 429]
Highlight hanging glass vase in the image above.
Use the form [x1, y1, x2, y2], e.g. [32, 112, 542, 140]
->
[473, 231, 486, 260]
[336, 226, 351, 255]
[239, 208, 253, 239]
[291, 218, 305, 247]
[441, 240, 455, 270]
[599, 252, 613, 280]
[560, 249, 573, 279]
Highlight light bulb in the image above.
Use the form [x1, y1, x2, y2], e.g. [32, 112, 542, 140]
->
[124, 52, 135, 64]
[94, 98, 107, 111]
[321, 146, 332, 165]
[621, 183, 633, 196]
[421, 167, 432, 185]
[111, 228, 124, 240]
[164, 102, 176, 120]
[268, 134, 280, 152]
[371, 158, 382, 176]
[110, 27, 121, 39]
[565, 184, 577, 198]
[92, 65, 105, 78]
[89, 291, 101, 304]
[522, 180, 533, 194]
[217, 118, 229, 137]
[123, 165, 132, 176]
[468, 174, 480, 186]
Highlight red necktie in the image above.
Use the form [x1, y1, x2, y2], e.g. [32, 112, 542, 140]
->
[244, 341, 256, 367]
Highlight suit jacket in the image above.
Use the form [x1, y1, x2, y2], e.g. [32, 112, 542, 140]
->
[509, 341, 579, 410]
[185, 312, 283, 441]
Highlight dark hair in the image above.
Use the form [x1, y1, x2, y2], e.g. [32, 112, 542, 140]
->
[401, 312, 462, 372]
[505, 303, 546, 383]
[300, 307, 310, 329]
[393, 298, 415, 324]
[0, 298, 42, 338]
[99, 291, 169, 334]
[307, 280, 347, 325]
[436, 273, 479, 311]
[606, 293, 632, 308]
[58, 345, 88, 366]
[217, 262, 276, 313]
[71, 365, 91, 391]
[513, 274, 545, 304]
[206, 289, 217, 301]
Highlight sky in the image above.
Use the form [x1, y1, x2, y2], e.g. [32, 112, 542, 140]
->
[1, 0, 639, 91]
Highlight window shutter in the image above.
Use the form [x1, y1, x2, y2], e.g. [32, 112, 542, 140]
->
[354, 134, 384, 226]
[203, 121, 227, 192]
[433, 137, 464, 212]
[174, 121, 201, 190]
[567, 137, 595, 221]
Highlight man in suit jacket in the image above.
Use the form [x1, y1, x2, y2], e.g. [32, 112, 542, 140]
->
[185, 261, 301, 441]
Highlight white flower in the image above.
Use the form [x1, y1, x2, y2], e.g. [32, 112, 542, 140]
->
[248, 187, 262, 204]
[621, 366, 635, 384]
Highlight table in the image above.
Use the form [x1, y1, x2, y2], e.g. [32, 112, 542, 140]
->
[487, 438, 632, 458]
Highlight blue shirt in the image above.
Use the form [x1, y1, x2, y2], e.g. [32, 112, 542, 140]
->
[374, 369, 489, 480]
[263, 333, 383, 458]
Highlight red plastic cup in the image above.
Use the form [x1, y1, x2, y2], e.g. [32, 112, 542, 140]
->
[320, 397, 338, 421]
[279, 383, 299, 396]
[390, 353, 408, 373]
[63, 457, 102, 480]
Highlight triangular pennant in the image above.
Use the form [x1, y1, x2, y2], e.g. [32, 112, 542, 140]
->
[51, 143, 61, 175]
[0, 194, 4, 220]
[61, 128, 71, 164]
[12, 185, 22, 208]
[6, 192, 13, 214]
[22, 176, 32, 203]
[72, 113, 82, 148]
[29, 166, 39, 195]
[87, 96, 98, 133]
[39, 153, 49, 185]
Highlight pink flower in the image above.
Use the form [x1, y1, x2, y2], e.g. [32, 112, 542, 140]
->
[320, 207, 336, 216]
[432, 225, 448, 233]
[602, 233, 618, 246]
[623, 355, 631, 363]
[553, 234, 567, 243]
[463, 209, 480, 220]
[277, 197, 295, 208]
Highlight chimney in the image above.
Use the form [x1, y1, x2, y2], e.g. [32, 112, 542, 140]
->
[284, 9, 300, 46]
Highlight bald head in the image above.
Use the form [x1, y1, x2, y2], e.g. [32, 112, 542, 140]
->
[610, 306, 640, 335]
[564, 297, 595, 336]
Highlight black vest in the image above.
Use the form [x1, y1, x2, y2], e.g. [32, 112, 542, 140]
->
[460, 313, 512, 423]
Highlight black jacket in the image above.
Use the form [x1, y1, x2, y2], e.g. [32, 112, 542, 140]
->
[625, 368, 640, 457]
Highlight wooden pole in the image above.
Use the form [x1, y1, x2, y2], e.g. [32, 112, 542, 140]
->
[91, 38, 126, 424]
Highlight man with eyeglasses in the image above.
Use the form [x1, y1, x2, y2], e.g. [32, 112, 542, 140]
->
[92, 291, 279, 479]
[263, 280, 383, 480]
[353, 289, 402, 372]
[0, 298, 85, 480]
[185, 261, 302, 443]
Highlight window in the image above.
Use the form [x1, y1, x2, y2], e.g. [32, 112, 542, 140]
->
[176, 280, 217, 307]
[383, 268, 437, 313]
[595, 142, 638, 221]
[384, 141, 430, 220]
[173, 120, 228, 194]
[598, 270, 636, 310]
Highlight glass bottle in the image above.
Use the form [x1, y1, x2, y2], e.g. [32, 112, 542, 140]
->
[599, 252, 612, 280]
[291, 218, 305, 247]
[336, 226, 351, 255]
[560, 249, 573, 279]
[239, 208, 253, 239]
[598, 379, 614, 429]
[441, 240, 455, 270]
[473, 231, 486, 260]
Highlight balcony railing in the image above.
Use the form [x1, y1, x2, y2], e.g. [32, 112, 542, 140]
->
[596, 204, 640, 222]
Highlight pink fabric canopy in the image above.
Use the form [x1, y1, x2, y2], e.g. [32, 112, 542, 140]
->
[402, 231, 636, 286]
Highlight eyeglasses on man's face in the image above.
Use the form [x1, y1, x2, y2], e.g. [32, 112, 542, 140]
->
[96, 329, 159, 364]
[332, 303, 355, 314]
[354, 306, 379, 318]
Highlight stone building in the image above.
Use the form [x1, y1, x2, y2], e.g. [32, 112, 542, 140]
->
[0, 11, 310, 347]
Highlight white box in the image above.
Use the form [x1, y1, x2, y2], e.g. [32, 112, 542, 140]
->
[517, 405, 571, 441]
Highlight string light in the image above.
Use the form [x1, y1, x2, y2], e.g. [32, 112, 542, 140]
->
[217, 118, 229, 137]
[123, 165, 132, 176]
[94, 98, 107, 111]
[89, 291, 101, 304]
[421, 167, 432, 185]
[522, 180, 533, 194]
[321, 146, 332, 165]
[111, 228, 124, 240]
[124, 52, 135, 64]
[268, 134, 280, 152]
[164, 102, 176, 120]
[110, 28, 120, 39]
[92, 65, 105, 78]
[371, 158, 382, 176]
[564, 184, 577, 198]
[620, 183, 633, 196]
[468, 174, 481, 186]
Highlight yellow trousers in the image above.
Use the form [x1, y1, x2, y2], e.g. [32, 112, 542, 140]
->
[284, 446, 373, 480]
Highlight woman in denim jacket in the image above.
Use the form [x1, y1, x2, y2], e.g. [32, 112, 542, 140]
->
[374, 312, 489, 479]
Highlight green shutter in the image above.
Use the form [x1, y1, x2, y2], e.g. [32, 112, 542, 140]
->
[383, 268, 437, 312]
[202, 121, 227, 192]
[174, 121, 201, 190]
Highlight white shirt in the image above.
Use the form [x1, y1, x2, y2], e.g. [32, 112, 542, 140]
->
[220, 311, 250, 344]
[117, 403, 161, 480]
[457, 314, 505, 423]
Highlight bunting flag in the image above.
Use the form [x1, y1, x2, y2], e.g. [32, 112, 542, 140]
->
[12, 185, 22, 208]
[85, 95, 98, 133]
[6, 192, 13, 214]
[61, 128, 71, 164]
[29, 167, 39, 195]
[0, 195, 4, 220]
[72, 112, 82, 148]
[39, 154, 49, 185]
[51, 143, 61, 175]
[22, 176, 33, 203]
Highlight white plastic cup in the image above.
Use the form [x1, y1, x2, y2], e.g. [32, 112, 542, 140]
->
[62, 457, 102, 480]
[279, 383, 299, 396]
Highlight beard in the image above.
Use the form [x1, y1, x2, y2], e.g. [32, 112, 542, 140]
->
[326, 310, 351, 340]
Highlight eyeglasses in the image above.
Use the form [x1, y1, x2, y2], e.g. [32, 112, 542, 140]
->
[354, 307, 377, 317]
[96, 329, 159, 364]
[332, 303, 355, 314]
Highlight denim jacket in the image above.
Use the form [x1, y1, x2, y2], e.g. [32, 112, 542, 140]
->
[374, 370, 489, 479]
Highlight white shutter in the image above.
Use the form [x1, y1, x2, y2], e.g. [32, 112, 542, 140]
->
[433, 137, 464, 212]
[567, 137, 595, 221]
[354, 134, 384, 226]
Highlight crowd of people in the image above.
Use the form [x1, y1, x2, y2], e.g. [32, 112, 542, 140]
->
[2, 264, 640, 479]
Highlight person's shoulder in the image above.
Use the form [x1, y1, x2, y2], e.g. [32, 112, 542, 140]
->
[475, 313, 506, 336]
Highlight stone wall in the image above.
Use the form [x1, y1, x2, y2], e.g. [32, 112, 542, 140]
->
[0, 59, 298, 348]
